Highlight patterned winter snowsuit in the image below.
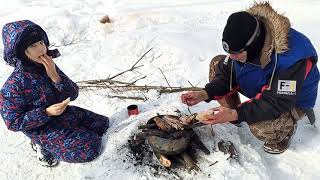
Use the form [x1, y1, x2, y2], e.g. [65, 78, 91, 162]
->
[0, 20, 109, 163]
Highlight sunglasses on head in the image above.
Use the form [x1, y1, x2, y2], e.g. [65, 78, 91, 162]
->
[222, 16, 260, 54]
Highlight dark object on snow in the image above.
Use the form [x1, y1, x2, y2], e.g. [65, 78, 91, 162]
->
[190, 132, 210, 155]
[146, 115, 192, 155]
[218, 140, 239, 161]
[100, 15, 111, 24]
[127, 104, 139, 116]
[147, 133, 191, 155]
[304, 108, 316, 125]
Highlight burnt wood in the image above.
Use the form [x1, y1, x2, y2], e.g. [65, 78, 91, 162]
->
[153, 117, 175, 132]
[171, 152, 200, 171]
[138, 123, 157, 129]
[147, 135, 191, 155]
[190, 132, 210, 155]
[153, 151, 172, 168]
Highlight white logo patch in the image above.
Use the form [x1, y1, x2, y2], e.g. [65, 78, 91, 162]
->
[277, 80, 296, 95]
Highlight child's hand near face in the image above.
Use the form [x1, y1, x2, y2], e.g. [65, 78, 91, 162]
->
[40, 54, 61, 83]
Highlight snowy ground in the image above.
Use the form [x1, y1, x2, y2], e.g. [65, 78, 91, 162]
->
[0, 0, 319, 180]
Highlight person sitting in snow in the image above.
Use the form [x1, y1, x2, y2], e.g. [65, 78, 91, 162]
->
[0, 20, 109, 167]
[181, 2, 319, 154]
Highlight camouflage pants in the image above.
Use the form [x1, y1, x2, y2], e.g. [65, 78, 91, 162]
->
[209, 55, 305, 144]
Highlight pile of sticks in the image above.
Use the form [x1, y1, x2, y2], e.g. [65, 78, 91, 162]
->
[133, 115, 210, 171]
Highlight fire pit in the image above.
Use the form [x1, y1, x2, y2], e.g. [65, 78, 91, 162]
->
[129, 114, 210, 171]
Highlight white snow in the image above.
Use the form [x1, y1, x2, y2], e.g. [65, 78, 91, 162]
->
[0, 0, 319, 179]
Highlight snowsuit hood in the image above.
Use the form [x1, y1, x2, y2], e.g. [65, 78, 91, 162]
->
[2, 20, 49, 67]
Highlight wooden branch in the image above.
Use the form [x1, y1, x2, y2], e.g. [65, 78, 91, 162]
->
[187, 106, 192, 115]
[159, 87, 202, 93]
[190, 132, 210, 155]
[102, 82, 118, 93]
[109, 65, 144, 80]
[108, 47, 153, 80]
[107, 95, 147, 101]
[154, 151, 171, 168]
[209, 161, 218, 167]
[153, 117, 174, 132]
[78, 84, 202, 93]
[179, 114, 197, 125]
[162, 115, 185, 130]
[132, 47, 153, 68]
[180, 152, 200, 171]
[77, 48, 153, 85]
[188, 80, 194, 87]
[128, 76, 147, 85]
[158, 68, 172, 89]
[172, 152, 200, 171]
[76, 78, 131, 85]
[138, 123, 157, 130]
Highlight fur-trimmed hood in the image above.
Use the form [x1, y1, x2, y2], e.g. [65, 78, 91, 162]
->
[246, 2, 291, 67]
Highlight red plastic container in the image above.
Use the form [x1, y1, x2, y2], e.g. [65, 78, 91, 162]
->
[127, 104, 139, 116]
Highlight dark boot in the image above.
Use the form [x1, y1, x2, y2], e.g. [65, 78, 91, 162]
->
[263, 124, 297, 154]
[31, 141, 59, 167]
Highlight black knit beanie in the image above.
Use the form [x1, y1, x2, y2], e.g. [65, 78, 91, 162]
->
[246, 20, 265, 61]
[16, 25, 48, 60]
[15, 25, 50, 71]
[222, 11, 265, 60]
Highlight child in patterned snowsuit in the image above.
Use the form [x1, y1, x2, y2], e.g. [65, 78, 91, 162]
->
[0, 20, 109, 166]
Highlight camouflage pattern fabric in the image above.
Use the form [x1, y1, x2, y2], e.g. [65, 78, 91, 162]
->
[209, 55, 240, 109]
[249, 108, 305, 144]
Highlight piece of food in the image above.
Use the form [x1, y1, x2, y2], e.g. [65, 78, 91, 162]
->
[179, 114, 197, 125]
[63, 97, 71, 105]
[196, 109, 216, 121]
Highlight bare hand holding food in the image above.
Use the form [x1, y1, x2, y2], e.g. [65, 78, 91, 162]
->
[197, 106, 238, 125]
[195, 109, 217, 121]
[46, 97, 71, 116]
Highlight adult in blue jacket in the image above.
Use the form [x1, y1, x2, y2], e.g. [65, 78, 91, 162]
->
[181, 2, 319, 154]
[0, 20, 109, 166]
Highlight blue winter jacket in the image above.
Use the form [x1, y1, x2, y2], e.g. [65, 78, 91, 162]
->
[234, 28, 319, 108]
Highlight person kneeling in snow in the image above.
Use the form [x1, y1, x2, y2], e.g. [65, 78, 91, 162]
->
[181, 2, 319, 154]
[0, 20, 109, 167]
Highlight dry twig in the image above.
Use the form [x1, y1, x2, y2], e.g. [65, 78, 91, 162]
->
[158, 68, 172, 89]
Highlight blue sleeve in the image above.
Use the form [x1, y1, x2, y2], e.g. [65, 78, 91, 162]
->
[0, 81, 52, 132]
[53, 66, 79, 101]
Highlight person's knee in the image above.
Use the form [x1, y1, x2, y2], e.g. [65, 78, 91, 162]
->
[75, 139, 102, 163]
[54, 136, 102, 163]
[102, 116, 110, 130]
[249, 113, 294, 144]
[95, 116, 109, 136]
[249, 122, 275, 142]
